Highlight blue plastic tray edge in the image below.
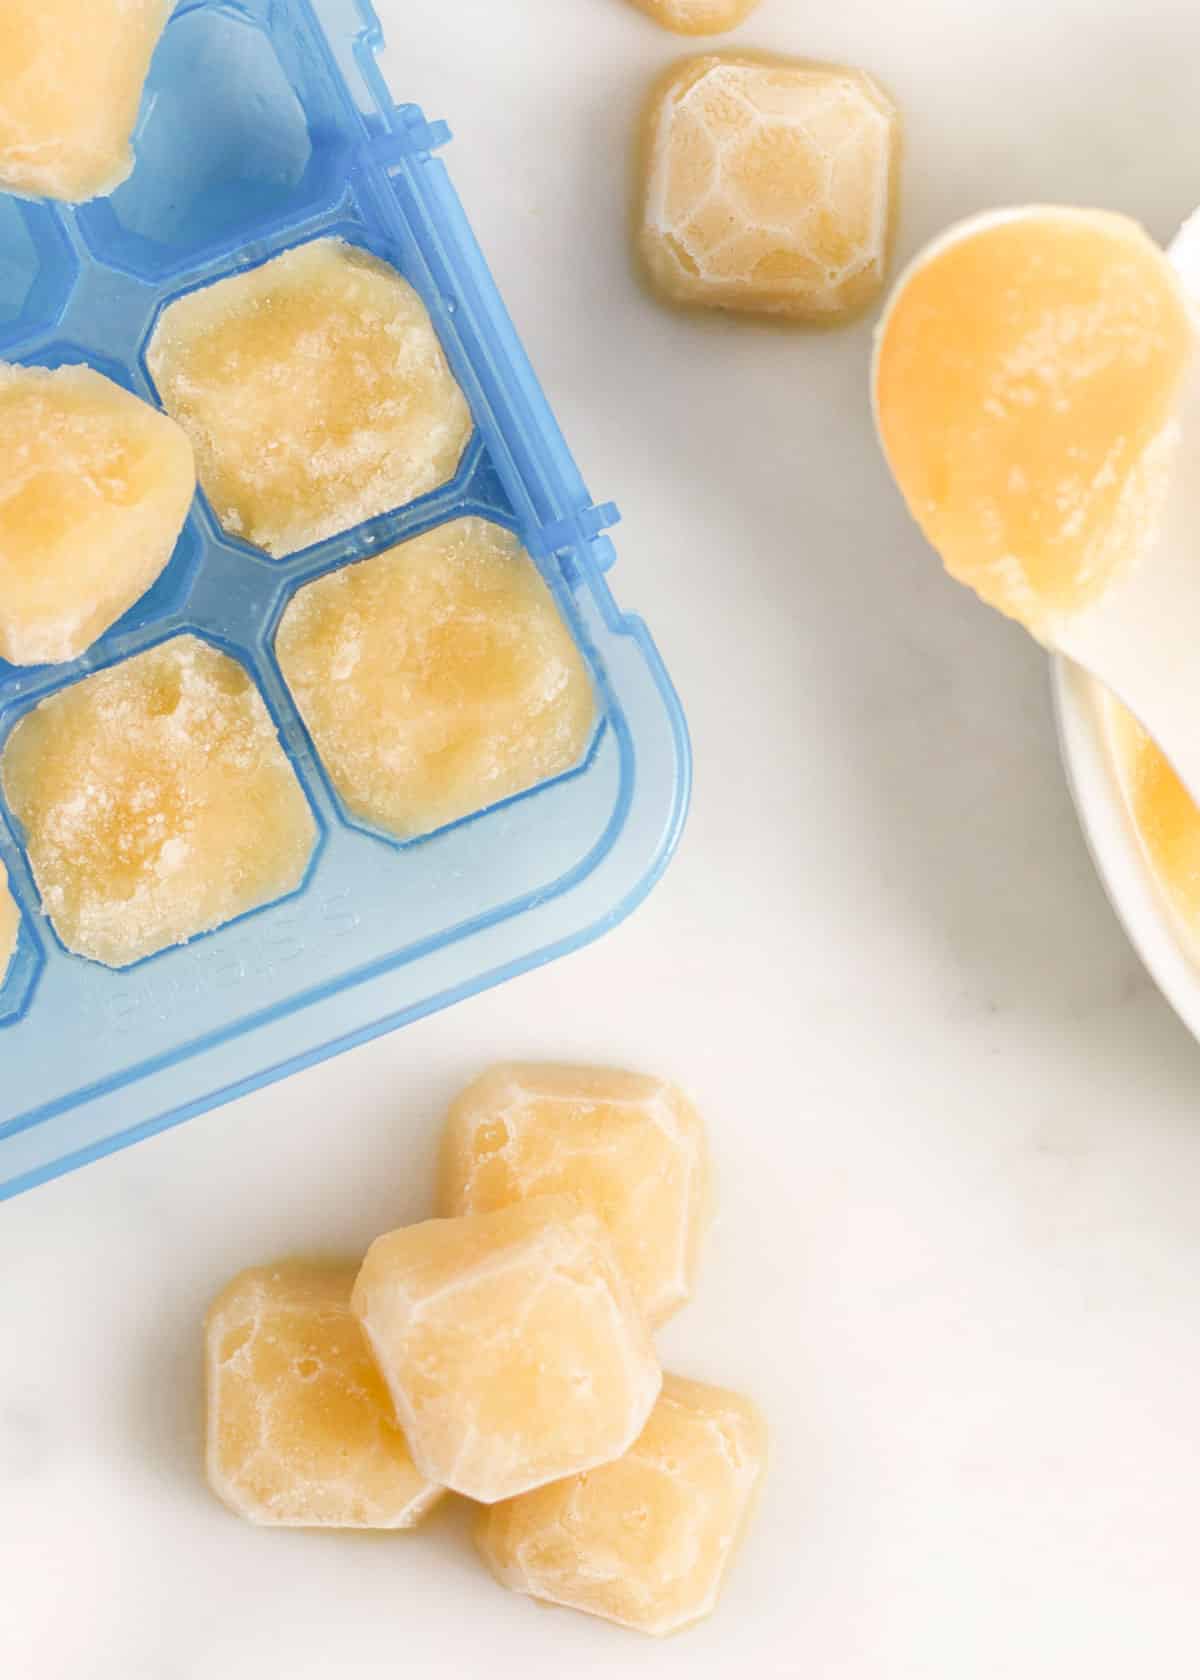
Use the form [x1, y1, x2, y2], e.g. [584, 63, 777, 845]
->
[0, 623, 691, 1202]
[0, 0, 693, 1198]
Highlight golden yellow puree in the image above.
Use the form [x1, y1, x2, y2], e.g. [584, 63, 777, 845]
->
[0, 859, 18, 982]
[1, 637, 315, 968]
[876, 209, 1192, 635]
[205, 1260, 444, 1529]
[0, 0, 169, 201]
[1107, 697, 1200, 936]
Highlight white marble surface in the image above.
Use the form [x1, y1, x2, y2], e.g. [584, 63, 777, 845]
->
[5, 0, 1200, 1673]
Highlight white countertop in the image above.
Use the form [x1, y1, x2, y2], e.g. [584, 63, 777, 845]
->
[5, 0, 1200, 1673]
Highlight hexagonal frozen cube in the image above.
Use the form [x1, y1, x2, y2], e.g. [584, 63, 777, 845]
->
[0, 859, 17, 983]
[476, 1374, 768, 1636]
[205, 1261, 445, 1530]
[147, 239, 473, 557]
[0, 363, 195, 666]
[275, 518, 595, 840]
[351, 1196, 662, 1505]
[627, 0, 761, 34]
[0, 635, 316, 968]
[0, 0, 170, 202]
[640, 54, 900, 321]
[439, 1064, 712, 1327]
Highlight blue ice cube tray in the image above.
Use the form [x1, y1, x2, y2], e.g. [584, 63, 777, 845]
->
[0, 0, 690, 1200]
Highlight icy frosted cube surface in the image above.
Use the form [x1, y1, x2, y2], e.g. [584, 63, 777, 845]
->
[205, 1261, 445, 1530]
[640, 55, 899, 321]
[875, 209, 1192, 636]
[351, 1197, 662, 1505]
[0, 858, 17, 983]
[439, 1064, 711, 1327]
[276, 518, 595, 840]
[0, 363, 195, 667]
[476, 1374, 767, 1636]
[0, 0, 169, 202]
[1, 635, 316, 968]
[627, 0, 761, 33]
[147, 239, 472, 557]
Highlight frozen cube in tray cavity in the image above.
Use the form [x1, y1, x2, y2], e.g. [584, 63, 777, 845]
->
[640, 55, 899, 321]
[0, 363, 195, 667]
[205, 1261, 445, 1529]
[440, 1064, 712, 1326]
[147, 238, 473, 557]
[351, 1196, 662, 1505]
[275, 517, 595, 840]
[0, 858, 17, 983]
[1, 635, 316, 968]
[476, 1374, 768, 1636]
[0, 0, 170, 201]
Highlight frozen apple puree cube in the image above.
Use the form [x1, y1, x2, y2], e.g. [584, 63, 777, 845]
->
[476, 1375, 768, 1636]
[627, 0, 762, 33]
[0, 363, 195, 667]
[147, 239, 473, 557]
[440, 1064, 712, 1326]
[640, 55, 899, 321]
[351, 1197, 662, 1505]
[0, 858, 17, 983]
[0, 0, 169, 202]
[0, 635, 316, 968]
[206, 1262, 444, 1529]
[275, 518, 595, 840]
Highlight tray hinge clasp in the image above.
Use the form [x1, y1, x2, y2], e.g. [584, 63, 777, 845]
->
[528, 501, 621, 565]
[364, 115, 453, 166]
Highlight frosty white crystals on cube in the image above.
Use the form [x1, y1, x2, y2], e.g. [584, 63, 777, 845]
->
[1, 635, 316, 967]
[147, 239, 473, 556]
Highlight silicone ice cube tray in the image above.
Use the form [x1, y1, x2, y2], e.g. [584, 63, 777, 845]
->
[0, 0, 690, 1200]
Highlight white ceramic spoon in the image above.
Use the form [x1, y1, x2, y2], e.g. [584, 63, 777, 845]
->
[1052, 214, 1200, 803]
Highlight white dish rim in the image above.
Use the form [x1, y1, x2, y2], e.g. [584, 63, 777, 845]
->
[1052, 654, 1200, 1034]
